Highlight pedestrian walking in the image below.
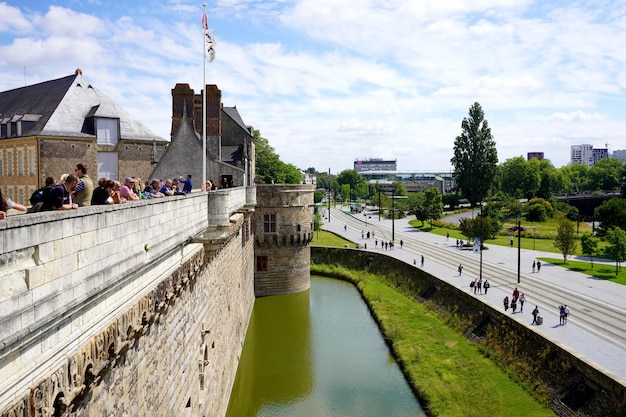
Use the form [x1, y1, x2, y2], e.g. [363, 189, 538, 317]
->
[483, 279, 490, 294]
[400, 239, 403, 248]
[413, 258, 417, 266]
[512, 287, 519, 300]
[537, 261, 541, 272]
[532, 306, 539, 325]
[532, 260, 536, 273]
[477, 279, 482, 294]
[559, 305, 565, 325]
[446, 232, 449, 240]
[470, 279, 475, 292]
[458, 264, 463, 276]
[519, 293, 525, 312]
[375, 239, 378, 248]
[361, 231, 364, 239]
[420, 255, 424, 267]
[344, 224, 347, 231]
[503, 296, 509, 311]
[510, 235, 513, 246]
[511, 296, 517, 313]
[563, 305, 569, 324]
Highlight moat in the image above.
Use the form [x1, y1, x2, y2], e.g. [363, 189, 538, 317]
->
[225, 276, 425, 416]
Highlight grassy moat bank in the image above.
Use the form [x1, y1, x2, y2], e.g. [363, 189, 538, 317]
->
[310, 262, 554, 417]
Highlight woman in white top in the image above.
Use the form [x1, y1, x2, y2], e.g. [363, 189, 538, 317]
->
[0, 188, 26, 218]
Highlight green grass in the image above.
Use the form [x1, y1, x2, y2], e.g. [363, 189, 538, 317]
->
[311, 230, 356, 248]
[311, 264, 554, 417]
[537, 257, 626, 285]
[409, 218, 606, 256]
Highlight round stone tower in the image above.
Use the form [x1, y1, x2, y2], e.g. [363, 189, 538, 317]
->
[254, 184, 314, 297]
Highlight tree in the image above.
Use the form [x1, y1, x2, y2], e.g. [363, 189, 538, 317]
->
[554, 219, 578, 263]
[336, 169, 364, 201]
[424, 187, 443, 228]
[407, 192, 428, 226]
[254, 130, 301, 184]
[313, 190, 324, 204]
[588, 158, 624, 191]
[459, 215, 493, 246]
[580, 233, 599, 268]
[451, 102, 498, 207]
[604, 227, 626, 276]
[595, 198, 626, 233]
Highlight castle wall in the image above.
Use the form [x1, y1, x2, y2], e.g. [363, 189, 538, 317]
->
[0, 192, 255, 416]
[253, 184, 314, 297]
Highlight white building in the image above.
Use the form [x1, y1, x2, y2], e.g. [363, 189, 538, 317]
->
[570, 144, 594, 167]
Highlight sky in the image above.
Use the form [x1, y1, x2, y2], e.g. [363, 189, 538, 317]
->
[1, 1, 625, 174]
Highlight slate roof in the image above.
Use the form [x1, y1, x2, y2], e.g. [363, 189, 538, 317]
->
[0, 73, 166, 142]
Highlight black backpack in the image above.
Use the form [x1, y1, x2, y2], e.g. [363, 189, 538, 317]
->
[28, 185, 54, 213]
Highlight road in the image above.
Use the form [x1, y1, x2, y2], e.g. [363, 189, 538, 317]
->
[322, 205, 626, 383]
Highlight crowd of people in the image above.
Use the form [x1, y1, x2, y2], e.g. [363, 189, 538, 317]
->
[0, 162, 241, 219]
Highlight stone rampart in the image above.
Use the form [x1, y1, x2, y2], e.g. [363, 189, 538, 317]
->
[311, 247, 626, 417]
[0, 191, 256, 416]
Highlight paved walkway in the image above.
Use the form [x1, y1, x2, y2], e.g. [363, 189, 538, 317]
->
[321, 207, 626, 384]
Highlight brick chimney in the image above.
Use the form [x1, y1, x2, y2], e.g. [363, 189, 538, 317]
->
[171, 83, 195, 137]
[194, 84, 221, 136]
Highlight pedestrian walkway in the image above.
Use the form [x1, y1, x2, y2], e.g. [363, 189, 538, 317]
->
[321, 207, 626, 383]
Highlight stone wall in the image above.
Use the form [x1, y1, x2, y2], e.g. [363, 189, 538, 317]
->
[0, 192, 255, 416]
[253, 185, 314, 297]
[311, 247, 626, 417]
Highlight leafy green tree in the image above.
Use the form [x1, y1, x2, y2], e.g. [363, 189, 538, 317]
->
[525, 198, 553, 222]
[559, 164, 590, 194]
[451, 102, 498, 207]
[314, 211, 323, 232]
[336, 169, 364, 201]
[580, 233, 599, 268]
[588, 158, 624, 191]
[407, 192, 428, 226]
[442, 192, 461, 210]
[424, 187, 443, 228]
[595, 198, 626, 233]
[313, 190, 324, 204]
[254, 130, 301, 184]
[604, 227, 626, 276]
[459, 215, 493, 245]
[554, 219, 578, 263]
[392, 181, 407, 196]
[499, 156, 528, 198]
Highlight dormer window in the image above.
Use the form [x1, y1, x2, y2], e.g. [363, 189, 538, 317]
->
[96, 117, 120, 145]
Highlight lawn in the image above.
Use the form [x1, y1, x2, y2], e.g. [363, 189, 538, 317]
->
[311, 230, 356, 248]
[537, 257, 626, 286]
[409, 216, 605, 257]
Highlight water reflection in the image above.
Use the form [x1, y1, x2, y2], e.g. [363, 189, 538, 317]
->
[226, 276, 424, 417]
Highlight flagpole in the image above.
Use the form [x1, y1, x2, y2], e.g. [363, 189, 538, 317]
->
[202, 3, 207, 190]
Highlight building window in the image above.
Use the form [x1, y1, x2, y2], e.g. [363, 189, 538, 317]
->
[256, 256, 268, 272]
[7, 150, 13, 176]
[28, 149, 35, 176]
[263, 213, 276, 233]
[17, 150, 23, 176]
[96, 118, 120, 145]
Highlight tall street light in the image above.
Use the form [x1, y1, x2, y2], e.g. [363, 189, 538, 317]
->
[391, 189, 395, 242]
[479, 202, 483, 281]
[517, 219, 522, 284]
[327, 168, 331, 223]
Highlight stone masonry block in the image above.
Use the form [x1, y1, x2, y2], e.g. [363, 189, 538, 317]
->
[36, 241, 55, 264]
[25, 265, 45, 290]
[54, 234, 80, 259]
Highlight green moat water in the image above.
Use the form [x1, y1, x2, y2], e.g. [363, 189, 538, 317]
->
[225, 276, 425, 417]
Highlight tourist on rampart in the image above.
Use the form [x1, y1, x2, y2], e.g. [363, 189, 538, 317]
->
[179, 175, 193, 194]
[172, 178, 185, 195]
[91, 179, 115, 205]
[144, 179, 165, 198]
[44, 174, 79, 210]
[73, 163, 94, 207]
[120, 178, 140, 201]
[111, 181, 127, 204]
[159, 179, 175, 196]
[0, 188, 26, 218]
[204, 179, 213, 191]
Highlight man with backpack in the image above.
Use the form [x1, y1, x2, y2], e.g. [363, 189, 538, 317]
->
[28, 176, 56, 213]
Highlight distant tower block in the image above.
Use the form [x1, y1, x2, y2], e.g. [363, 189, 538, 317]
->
[254, 184, 315, 297]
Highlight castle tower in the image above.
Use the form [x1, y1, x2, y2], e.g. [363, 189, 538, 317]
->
[254, 184, 314, 297]
[170, 83, 195, 137]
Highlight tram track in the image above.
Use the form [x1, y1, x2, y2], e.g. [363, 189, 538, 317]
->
[332, 208, 626, 347]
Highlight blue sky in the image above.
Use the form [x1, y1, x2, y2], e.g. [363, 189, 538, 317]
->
[1, 1, 625, 173]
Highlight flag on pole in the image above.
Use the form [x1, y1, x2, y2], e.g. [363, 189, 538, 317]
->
[202, 11, 216, 62]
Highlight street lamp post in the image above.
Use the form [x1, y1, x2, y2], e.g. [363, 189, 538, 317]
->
[327, 168, 331, 223]
[517, 220, 521, 284]
[378, 182, 381, 222]
[479, 202, 483, 280]
[391, 190, 395, 242]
